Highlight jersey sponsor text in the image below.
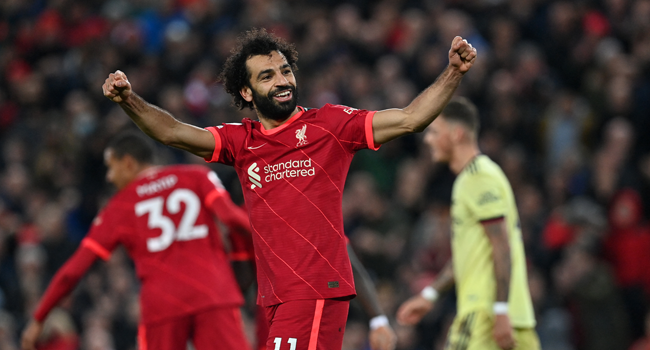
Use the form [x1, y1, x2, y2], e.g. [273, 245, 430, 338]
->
[263, 158, 315, 183]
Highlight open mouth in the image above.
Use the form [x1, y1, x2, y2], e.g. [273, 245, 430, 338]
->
[273, 89, 292, 102]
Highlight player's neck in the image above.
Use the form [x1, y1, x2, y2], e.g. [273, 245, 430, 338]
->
[450, 143, 481, 174]
[133, 164, 158, 181]
[258, 107, 301, 130]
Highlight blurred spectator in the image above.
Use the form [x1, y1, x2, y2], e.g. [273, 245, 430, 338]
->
[555, 238, 631, 350]
[630, 310, 650, 350]
[590, 117, 636, 203]
[0, 310, 18, 350]
[604, 189, 650, 339]
[529, 266, 574, 350]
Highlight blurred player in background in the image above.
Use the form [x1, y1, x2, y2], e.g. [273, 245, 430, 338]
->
[102, 28, 476, 350]
[396, 98, 539, 350]
[21, 132, 252, 350]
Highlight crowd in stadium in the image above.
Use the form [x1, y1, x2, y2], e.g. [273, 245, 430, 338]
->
[1, 0, 650, 349]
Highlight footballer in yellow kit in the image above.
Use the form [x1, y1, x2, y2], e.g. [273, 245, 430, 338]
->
[397, 97, 540, 350]
[445, 154, 538, 349]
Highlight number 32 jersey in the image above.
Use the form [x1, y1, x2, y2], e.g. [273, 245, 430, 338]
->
[84, 165, 244, 324]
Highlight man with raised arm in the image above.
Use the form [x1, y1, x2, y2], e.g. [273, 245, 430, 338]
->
[103, 28, 477, 350]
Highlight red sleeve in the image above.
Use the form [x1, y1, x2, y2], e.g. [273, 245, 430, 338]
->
[321, 104, 380, 153]
[204, 126, 223, 163]
[81, 237, 112, 260]
[33, 247, 98, 322]
[204, 123, 245, 165]
[200, 169, 250, 231]
[228, 227, 255, 262]
[208, 194, 250, 231]
[83, 203, 123, 255]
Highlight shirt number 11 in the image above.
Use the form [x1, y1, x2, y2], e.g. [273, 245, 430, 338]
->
[273, 337, 297, 350]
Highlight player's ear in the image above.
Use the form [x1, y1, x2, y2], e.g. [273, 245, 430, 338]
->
[240, 86, 253, 103]
[123, 154, 139, 171]
[450, 124, 463, 143]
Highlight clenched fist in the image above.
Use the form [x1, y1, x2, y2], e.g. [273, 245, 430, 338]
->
[448, 36, 478, 74]
[102, 70, 132, 103]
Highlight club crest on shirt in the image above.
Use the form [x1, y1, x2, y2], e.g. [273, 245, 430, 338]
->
[295, 125, 308, 147]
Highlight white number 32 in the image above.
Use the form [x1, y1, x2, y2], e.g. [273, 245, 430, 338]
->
[135, 189, 208, 252]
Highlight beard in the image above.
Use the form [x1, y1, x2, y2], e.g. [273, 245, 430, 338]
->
[251, 85, 299, 121]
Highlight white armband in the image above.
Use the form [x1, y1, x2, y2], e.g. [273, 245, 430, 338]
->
[369, 315, 389, 330]
[493, 302, 509, 315]
[420, 286, 439, 302]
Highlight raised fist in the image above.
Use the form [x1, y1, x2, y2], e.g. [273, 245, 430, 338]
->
[448, 36, 478, 74]
[102, 70, 132, 103]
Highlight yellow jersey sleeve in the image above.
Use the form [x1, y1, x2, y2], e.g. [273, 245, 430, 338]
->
[462, 172, 509, 222]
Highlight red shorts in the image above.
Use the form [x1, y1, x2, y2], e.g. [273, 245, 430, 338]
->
[138, 306, 251, 350]
[264, 299, 350, 350]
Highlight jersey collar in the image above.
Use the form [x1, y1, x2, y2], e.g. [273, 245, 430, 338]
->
[459, 154, 482, 175]
[135, 166, 161, 181]
[259, 106, 305, 135]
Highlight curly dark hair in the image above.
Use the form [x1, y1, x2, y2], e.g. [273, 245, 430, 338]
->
[219, 28, 299, 110]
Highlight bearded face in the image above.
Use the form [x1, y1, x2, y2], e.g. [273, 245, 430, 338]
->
[250, 83, 299, 121]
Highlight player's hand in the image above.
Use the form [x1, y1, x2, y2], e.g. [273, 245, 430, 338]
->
[396, 295, 434, 325]
[493, 314, 516, 350]
[369, 324, 397, 350]
[448, 36, 477, 74]
[21, 320, 43, 350]
[102, 70, 132, 103]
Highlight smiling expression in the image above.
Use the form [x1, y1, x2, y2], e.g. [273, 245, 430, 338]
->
[241, 51, 299, 121]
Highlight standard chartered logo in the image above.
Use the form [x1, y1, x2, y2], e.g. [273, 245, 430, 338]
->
[248, 163, 262, 189]
[247, 159, 316, 189]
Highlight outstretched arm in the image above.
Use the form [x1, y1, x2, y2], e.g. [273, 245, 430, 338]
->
[22, 247, 99, 350]
[372, 36, 477, 145]
[208, 191, 250, 232]
[348, 244, 383, 318]
[347, 244, 396, 350]
[430, 260, 455, 294]
[396, 260, 454, 326]
[214, 193, 255, 292]
[102, 71, 215, 159]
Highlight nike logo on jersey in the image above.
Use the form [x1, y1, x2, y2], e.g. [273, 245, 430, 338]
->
[248, 163, 262, 189]
[248, 143, 267, 150]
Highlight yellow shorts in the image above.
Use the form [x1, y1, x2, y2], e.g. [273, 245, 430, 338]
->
[444, 310, 540, 350]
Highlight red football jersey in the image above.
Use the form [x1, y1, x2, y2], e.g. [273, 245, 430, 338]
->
[84, 165, 244, 324]
[205, 104, 379, 306]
